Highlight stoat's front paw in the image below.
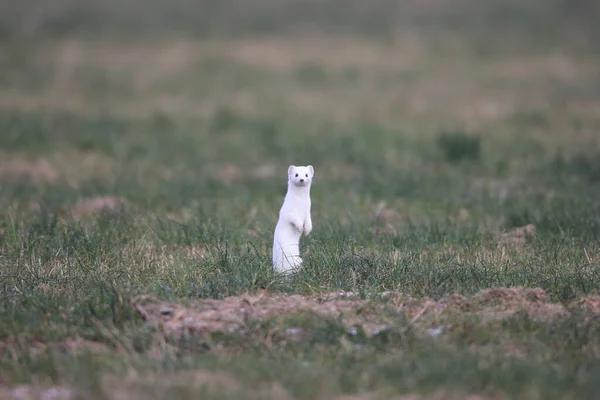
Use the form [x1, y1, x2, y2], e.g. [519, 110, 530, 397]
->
[304, 220, 313, 236]
[290, 217, 303, 233]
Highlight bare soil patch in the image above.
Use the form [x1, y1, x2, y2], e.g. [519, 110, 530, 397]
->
[0, 380, 503, 400]
[102, 370, 240, 399]
[0, 385, 74, 400]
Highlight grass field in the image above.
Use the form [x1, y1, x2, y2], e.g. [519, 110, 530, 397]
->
[1, 0, 600, 399]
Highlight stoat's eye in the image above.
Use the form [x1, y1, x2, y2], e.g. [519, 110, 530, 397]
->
[295, 173, 298, 177]
[305, 174, 308, 177]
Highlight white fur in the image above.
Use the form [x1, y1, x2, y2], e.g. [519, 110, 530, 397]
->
[272, 165, 314, 273]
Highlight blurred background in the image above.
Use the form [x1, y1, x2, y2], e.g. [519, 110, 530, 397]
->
[1, 0, 599, 234]
[1, 0, 599, 44]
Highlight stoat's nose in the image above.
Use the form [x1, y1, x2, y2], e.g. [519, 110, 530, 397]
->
[299, 179, 304, 183]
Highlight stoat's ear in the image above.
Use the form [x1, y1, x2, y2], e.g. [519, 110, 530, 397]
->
[288, 165, 296, 176]
[308, 165, 314, 177]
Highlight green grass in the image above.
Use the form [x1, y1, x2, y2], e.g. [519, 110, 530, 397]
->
[1, 0, 600, 398]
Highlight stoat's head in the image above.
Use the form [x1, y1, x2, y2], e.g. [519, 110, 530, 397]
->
[288, 165, 314, 187]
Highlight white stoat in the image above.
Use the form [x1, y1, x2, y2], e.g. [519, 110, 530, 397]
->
[272, 165, 314, 273]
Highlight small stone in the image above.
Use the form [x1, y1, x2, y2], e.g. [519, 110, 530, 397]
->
[160, 307, 175, 315]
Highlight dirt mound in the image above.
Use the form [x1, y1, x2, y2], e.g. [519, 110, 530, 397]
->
[570, 295, 600, 314]
[471, 287, 567, 322]
[133, 288, 596, 340]
[474, 287, 549, 305]
[133, 291, 387, 338]
[437, 293, 471, 312]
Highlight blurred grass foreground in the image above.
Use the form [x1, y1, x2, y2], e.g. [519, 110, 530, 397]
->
[1, 0, 600, 399]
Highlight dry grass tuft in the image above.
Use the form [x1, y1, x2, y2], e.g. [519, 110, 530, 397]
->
[0, 157, 60, 183]
[57, 338, 112, 355]
[0, 336, 110, 359]
[211, 163, 277, 185]
[65, 196, 126, 219]
[497, 224, 536, 248]
[0, 151, 115, 190]
[372, 201, 404, 235]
